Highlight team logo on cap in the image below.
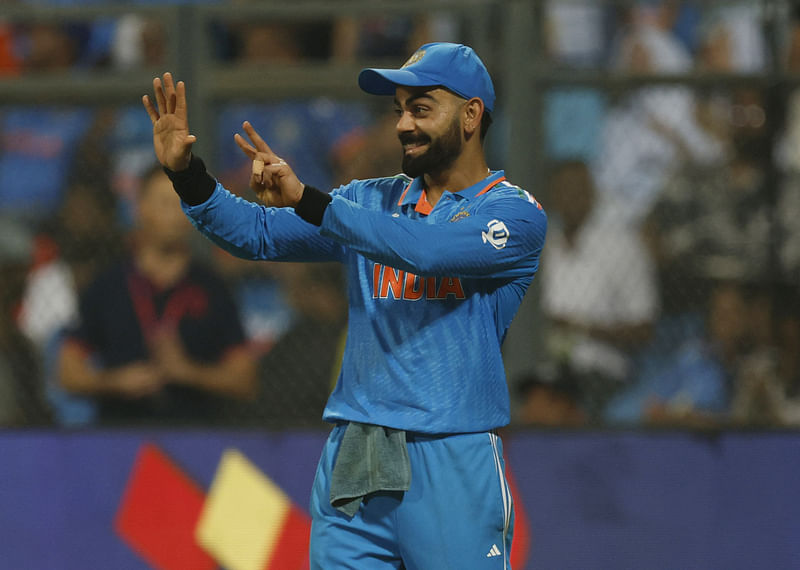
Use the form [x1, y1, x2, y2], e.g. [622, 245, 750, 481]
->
[402, 49, 426, 68]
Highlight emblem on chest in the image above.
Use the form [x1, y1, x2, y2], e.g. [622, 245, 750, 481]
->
[372, 264, 466, 300]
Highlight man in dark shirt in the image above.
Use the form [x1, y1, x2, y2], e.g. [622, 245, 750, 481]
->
[58, 165, 257, 425]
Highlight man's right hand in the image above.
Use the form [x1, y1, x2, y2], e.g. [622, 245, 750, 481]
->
[142, 72, 197, 172]
[234, 121, 305, 208]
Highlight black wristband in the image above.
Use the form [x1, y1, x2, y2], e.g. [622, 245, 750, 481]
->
[163, 155, 217, 206]
[295, 185, 332, 226]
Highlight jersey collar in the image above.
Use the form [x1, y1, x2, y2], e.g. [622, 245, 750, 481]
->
[397, 170, 507, 211]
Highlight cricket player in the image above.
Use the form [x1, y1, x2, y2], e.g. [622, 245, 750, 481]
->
[143, 42, 547, 569]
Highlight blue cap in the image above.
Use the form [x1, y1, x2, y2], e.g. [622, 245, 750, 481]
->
[358, 42, 496, 112]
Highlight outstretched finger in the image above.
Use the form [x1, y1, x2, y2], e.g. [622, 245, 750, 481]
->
[153, 76, 167, 117]
[163, 72, 177, 114]
[142, 95, 159, 125]
[243, 121, 275, 155]
[175, 80, 189, 120]
[234, 133, 257, 160]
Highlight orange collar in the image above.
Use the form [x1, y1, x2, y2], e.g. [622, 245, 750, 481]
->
[397, 173, 507, 215]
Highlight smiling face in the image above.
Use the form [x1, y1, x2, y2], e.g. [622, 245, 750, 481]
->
[393, 86, 466, 178]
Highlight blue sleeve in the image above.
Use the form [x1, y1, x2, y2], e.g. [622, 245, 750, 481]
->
[318, 193, 547, 278]
[183, 182, 345, 263]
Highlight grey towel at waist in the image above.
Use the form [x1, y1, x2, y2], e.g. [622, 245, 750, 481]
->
[329, 422, 411, 517]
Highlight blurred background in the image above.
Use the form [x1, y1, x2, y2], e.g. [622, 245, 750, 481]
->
[1, 0, 798, 431]
[2, 1, 800, 568]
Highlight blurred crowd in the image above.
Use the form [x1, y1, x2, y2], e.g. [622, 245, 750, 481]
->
[520, 0, 800, 430]
[0, 0, 799, 430]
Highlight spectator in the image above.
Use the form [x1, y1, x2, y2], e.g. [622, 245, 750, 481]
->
[110, 13, 166, 70]
[591, 21, 727, 227]
[606, 280, 751, 428]
[252, 262, 347, 428]
[730, 284, 800, 427]
[540, 160, 659, 419]
[694, 3, 766, 74]
[0, 21, 98, 226]
[0, 101, 98, 225]
[18, 22, 89, 72]
[57, 166, 257, 426]
[514, 367, 586, 428]
[778, 6, 800, 173]
[627, 6, 772, 388]
[0, 218, 50, 426]
[20, 179, 123, 350]
[18, 179, 123, 426]
[332, 12, 433, 62]
[644, 135, 770, 302]
[230, 20, 308, 63]
[216, 22, 371, 195]
[544, 0, 608, 68]
[775, 7, 800, 279]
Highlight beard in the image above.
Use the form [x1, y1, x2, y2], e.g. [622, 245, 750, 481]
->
[400, 115, 463, 178]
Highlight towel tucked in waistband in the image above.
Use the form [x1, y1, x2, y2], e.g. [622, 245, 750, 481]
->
[329, 422, 411, 517]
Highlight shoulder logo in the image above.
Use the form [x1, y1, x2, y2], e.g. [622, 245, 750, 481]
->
[482, 219, 509, 249]
[402, 49, 425, 68]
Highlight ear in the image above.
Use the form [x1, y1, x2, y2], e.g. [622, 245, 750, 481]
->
[463, 97, 484, 138]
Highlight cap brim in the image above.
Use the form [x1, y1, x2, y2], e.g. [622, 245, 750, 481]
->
[358, 68, 439, 96]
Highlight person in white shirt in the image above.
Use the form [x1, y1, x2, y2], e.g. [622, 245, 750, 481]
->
[541, 159, 659, 418]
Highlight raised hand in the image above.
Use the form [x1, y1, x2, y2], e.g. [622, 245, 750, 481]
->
[142, 72, 197, 171]
[234, 121, 305, 208]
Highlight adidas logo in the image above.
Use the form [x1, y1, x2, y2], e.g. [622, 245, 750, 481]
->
[486, 544, 502, 557]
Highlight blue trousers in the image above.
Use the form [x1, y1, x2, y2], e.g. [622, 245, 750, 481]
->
[310, 424, 514, 569]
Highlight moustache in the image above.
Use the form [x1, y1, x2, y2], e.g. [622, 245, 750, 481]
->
[399, 133, 430, 146]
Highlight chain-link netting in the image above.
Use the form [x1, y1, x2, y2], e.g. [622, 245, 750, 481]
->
[513, 0, 800, 430]
[1, 1, 799, 430]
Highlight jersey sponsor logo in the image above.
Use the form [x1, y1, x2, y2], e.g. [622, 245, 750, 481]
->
[372, 263, 466, 300]
[486, 544, 502, 557]
[482, 219, 509, 249]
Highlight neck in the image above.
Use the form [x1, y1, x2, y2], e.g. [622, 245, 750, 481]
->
[422, 147, 489, 206]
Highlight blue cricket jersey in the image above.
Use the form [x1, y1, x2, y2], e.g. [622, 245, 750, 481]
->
[183, 170, 547, 433]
